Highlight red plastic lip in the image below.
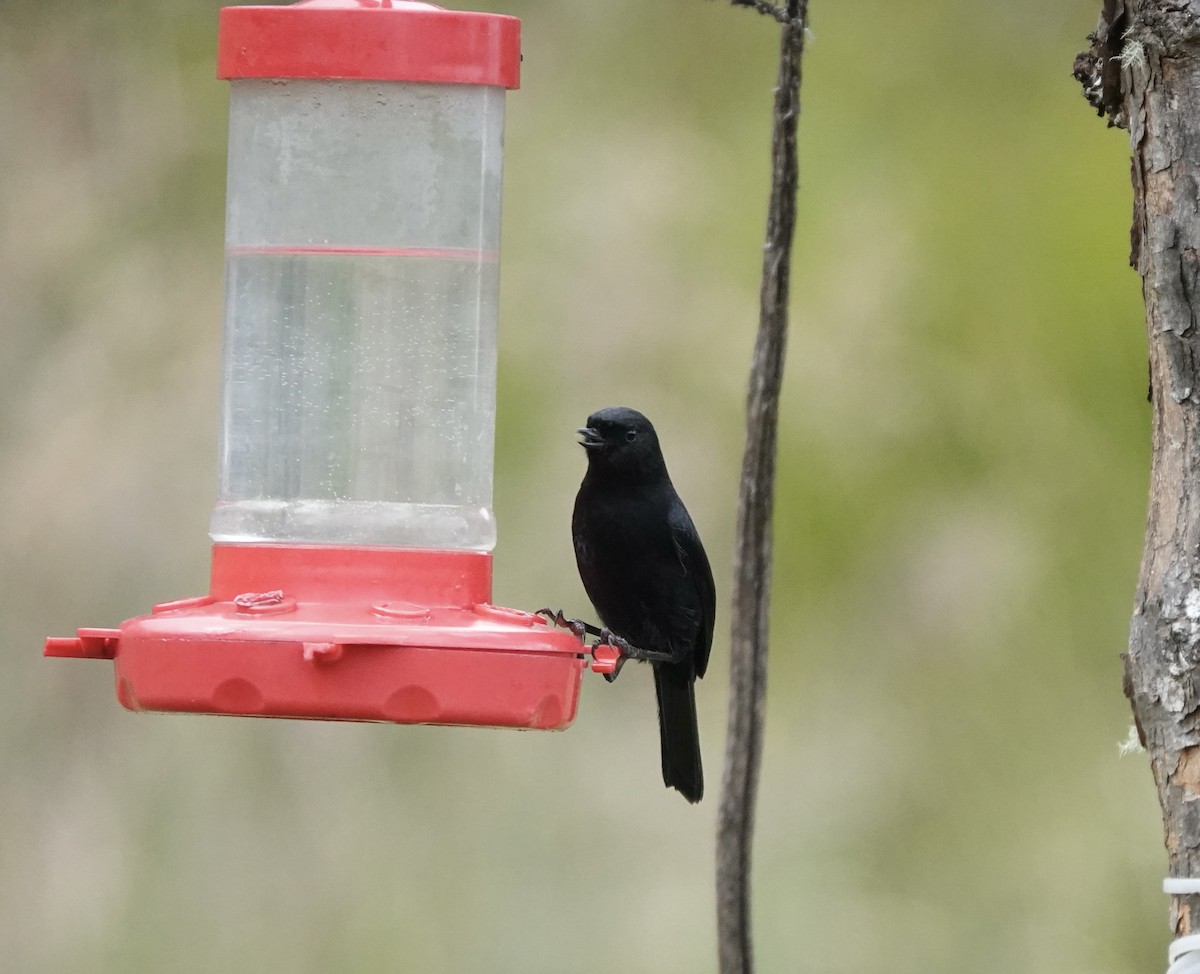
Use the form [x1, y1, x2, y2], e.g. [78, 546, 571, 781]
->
[217, 1, 521, 88]
[209, 543, 491, 605]
[45, 545, 589, 730]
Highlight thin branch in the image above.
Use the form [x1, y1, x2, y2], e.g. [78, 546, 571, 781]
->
[716, 3, 809, 974]
[730, 0, 792, 26]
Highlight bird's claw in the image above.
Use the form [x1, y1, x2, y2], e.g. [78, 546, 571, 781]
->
[598, 628, 637, 656]
[590, 629, 641, 682]
[535, 607, 596, 641]
[585, 627, 643, 680]
[588, 639, 623, 678]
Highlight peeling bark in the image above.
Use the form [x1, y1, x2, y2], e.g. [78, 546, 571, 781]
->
[1077, 0, 1200, 940]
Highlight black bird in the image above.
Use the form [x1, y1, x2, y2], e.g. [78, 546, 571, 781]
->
[571, 406, 715, 803]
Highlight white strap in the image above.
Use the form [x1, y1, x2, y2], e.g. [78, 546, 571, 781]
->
[1164, 883, 1200, 973]
[1169, 935, 1200, 974]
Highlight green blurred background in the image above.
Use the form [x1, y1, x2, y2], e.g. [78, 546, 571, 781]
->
[0, 1, 1161, 971]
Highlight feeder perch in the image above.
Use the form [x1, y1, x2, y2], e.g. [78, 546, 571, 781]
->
[45, 0, 618, 728]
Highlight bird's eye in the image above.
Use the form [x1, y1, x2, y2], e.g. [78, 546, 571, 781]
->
[625, 430, 638, 443]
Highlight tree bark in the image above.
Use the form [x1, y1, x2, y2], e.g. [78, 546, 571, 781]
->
[1077, 0, 1200, 941]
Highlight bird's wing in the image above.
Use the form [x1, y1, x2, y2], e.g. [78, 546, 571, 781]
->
[669, 498, 716, 680]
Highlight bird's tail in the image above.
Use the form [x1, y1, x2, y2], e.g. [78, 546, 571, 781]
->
[653, 663, 703, 803]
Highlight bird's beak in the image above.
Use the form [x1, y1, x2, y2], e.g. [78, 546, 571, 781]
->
[576, 426, 604, 449]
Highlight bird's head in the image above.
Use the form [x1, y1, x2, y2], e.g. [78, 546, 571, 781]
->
[577, 406, 667, 482]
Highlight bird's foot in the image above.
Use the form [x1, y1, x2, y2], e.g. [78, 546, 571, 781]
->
[535, 608, 600, 640]
[596, 628, 678, 666]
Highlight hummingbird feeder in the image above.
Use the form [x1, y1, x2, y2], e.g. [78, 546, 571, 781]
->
[45, 0, 616, 729]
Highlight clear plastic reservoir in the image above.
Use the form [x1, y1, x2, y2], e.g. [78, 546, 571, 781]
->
[211, 79, 505, 549]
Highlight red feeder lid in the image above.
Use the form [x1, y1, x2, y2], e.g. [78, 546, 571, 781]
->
[217, 0, 521, 88]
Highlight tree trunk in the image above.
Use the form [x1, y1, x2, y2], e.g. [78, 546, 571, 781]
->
[1077, 0, 1200, 940]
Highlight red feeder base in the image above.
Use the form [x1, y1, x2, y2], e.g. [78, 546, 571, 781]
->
[45, 544, 606, 730]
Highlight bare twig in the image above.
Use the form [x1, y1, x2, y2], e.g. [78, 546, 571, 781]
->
[716, 2, 809, 973]
[730, 0, 792, 26]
